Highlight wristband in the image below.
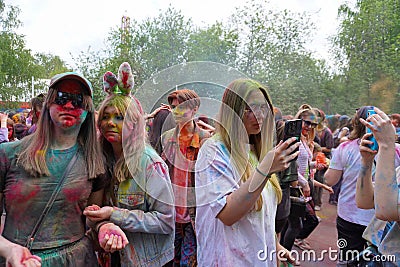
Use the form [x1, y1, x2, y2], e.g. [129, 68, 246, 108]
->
[255, 166, 269, 177]
[249, 167, 271, 193]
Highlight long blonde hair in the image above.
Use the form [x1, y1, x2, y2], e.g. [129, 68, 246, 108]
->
[216, 78, 282, 211]
[97, 94, 146, 183]
[17, 87, 104, 179]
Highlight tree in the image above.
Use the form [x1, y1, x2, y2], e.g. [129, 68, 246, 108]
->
[186, 22, 239, 65]
[228, 0, 331, 115]
[0, 1, 34, 106]
[0, 1, 62, 108]
[333, 0, 400, 113]
[34, 53, 69, 78]
[71, 47, 108, 108]
[105, 6, 193, 89]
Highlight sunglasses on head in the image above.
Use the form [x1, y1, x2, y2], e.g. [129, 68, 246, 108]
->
[303, 119, 318, 128]
[54, 91, 84, 108]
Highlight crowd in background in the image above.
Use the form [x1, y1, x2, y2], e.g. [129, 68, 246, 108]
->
[0, 65, 399, 267]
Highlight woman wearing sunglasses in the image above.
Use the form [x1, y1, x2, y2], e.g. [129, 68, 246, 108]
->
[280, 104, 319, 251]
[0, 72, 127, 266]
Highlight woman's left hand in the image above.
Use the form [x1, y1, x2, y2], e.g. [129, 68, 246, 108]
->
[359, 133, 377, 164]
[83, 205, 114, 222]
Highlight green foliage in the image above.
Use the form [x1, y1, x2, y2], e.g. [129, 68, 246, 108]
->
[187, 22, 239, 65]
[33, 53, 70, 78]
[228, 0, 329, 115]
[333, 0, 400, 113]
[105, 6, 193, 88]
[0, 0, 69, 108]
[70, 47, 108, 108]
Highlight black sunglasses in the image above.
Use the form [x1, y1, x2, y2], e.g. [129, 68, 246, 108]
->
[54, 91, 84, 108]
[303, 119, 318, 128]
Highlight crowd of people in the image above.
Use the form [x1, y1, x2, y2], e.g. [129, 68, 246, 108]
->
[0, 63, 399, 267]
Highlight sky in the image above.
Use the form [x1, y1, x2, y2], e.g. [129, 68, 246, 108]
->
[5, 0, 355, 68]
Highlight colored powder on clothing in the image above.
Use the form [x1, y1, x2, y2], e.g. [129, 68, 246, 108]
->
[7, 181, 40, 202]
[63, 188, 82, 202]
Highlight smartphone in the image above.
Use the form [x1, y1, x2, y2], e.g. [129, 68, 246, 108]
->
[366, 109, 379, 151]
[283, 119, 302, 161]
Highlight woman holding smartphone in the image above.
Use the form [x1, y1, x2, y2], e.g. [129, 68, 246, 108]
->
[195, 78, 299, 266]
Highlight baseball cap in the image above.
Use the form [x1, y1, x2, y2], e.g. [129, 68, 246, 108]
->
[49, 72, 93, 97]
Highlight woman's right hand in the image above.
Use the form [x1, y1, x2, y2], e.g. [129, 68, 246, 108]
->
[359, 133, 377, 165]
[6, 244, 41, 267]
[258, 137, 300, 175]
[302, 183, 311, 197]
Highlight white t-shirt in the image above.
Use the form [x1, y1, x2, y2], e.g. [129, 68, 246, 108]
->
[330, 139, 376, 225]
[195, 138, 277, 267]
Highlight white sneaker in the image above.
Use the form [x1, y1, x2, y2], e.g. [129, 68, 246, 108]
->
[314, 205, 321, 211]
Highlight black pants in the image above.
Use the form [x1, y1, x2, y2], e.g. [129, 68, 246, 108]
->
[280, 213, 302, 250]
[336, 216, 368, 262]
[297, 202, 319, 239]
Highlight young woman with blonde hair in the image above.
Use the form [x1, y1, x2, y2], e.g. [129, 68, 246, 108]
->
[84, 63, 175, 267]
[195, 78, 299, 266]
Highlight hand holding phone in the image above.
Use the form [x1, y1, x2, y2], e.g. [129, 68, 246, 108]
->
[283, 119, 302, 161]
[366, 109, 379, 151]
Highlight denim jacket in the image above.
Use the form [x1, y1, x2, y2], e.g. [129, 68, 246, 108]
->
[110, 145, 175, 267]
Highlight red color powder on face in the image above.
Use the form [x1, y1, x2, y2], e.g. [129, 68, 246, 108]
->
[106, 136, 120, 143]
[55, 105, 84, 127]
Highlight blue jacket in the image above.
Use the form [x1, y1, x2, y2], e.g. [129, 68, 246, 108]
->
[110, 145, 175, 267]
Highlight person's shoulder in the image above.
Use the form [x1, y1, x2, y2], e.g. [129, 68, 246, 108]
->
[161, 127, 176, 142]
[198, 127, 211, 144]
[0, 139, 23, 152]
[0, 140, 23, 162]
[143, 144, 165, 164]
[201, 136, 226, 154]
[142, 145, 169, 176]
[201, 135, 218, 146]
[324, 127, 333, 135]
[337, 138, 355, 149]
